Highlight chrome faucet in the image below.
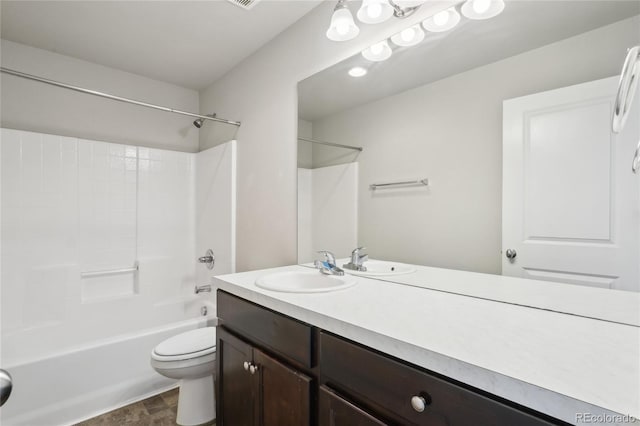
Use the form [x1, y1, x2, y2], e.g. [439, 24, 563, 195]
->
[343, 247, 368, 272]
[314, 251, 344, 276]
[195, 284, 212, 294]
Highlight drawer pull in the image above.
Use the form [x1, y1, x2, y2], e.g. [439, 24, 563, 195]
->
[411, 395, 430, 413]
[243, 361, 250, 371]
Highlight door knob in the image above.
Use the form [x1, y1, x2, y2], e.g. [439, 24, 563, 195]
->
[0, 369, 12, 407]
[505, 249, 517, 261]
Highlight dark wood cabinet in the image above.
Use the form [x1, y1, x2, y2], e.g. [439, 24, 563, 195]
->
[217, 327, 257, 426]
[255, 349, 311, 426]
[319, 386, 388, 426]
[217, 290, 565, 426]
[217, 293, 312, 426]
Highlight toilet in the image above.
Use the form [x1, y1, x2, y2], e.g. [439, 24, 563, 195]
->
[150, 327, 216, 426]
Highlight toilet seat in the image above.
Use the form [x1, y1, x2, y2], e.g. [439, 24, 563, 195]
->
[151, 327, 216, 362]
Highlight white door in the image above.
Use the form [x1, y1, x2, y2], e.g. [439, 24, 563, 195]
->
[503, 77, 639, 291]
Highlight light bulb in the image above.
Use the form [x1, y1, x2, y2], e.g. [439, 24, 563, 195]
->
[401, 27, 416, 42]
[433, 10, 449, 26]
[472, 0, 491, 14]
[367, 3, 382, 18]
[422, 7, 460, 32]
[460, 0, 504, 20]
[390, 25, 424, 47]
[336, 20, 350, 35]
[362, 40, 392, 62]
[327, 7, 360, 41]
[357, 0, 394, 24]
[370, 42, 384, 55]
[348, 67, 367, 77]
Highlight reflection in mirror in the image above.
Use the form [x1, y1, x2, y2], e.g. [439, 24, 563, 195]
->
[297, 0, 640, 324]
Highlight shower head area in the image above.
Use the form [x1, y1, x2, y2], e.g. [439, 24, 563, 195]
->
[193, 113, 217, 128]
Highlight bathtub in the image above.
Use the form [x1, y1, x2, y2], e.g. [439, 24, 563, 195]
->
[0, 313, 216, 426]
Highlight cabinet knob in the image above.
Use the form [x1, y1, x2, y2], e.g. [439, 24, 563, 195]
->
[411, 395, 429, 413]
[249, 364, 259, 375]
[243, 361, 250, 371]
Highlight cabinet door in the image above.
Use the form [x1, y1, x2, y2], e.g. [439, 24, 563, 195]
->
[319, 386, 388, 426]
[217, 327, 257, 426]
[254, 349, 311, 426]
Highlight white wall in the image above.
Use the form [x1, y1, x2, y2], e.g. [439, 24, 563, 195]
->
[297, 163, 358, 264]
[199, 1, 458, 272]
[1, 40, 200, 152]
[196, 141, 237, 293]
[297, 168, 313, 263]
[297, 119, 313, 169]
[310, 17, 640, 274]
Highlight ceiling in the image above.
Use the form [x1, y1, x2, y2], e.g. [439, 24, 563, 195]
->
[0, 0, 321, 90]
[299, 1, 640, 121]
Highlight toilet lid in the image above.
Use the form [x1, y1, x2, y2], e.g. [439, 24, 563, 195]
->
[154, 327, 216, 357]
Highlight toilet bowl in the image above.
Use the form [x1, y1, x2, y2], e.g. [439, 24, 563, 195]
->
[151, 327, 216, 426]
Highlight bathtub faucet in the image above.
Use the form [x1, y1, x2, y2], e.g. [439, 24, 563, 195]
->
[195, 284, 212, 294]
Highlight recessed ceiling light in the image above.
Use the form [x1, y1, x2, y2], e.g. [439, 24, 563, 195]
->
[348, 67, 368, 77]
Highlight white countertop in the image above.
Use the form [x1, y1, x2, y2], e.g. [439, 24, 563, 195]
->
[214, 265, 640, 425]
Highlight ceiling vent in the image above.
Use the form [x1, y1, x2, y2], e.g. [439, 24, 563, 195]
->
[227, 0, 260, 10]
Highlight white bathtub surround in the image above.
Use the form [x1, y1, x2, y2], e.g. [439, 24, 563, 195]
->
[297, 163, 358, 264]
[0, 128, 235, 425]
[214, 265, 640, 424]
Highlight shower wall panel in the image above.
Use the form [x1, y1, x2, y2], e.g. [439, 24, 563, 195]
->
[0, 128, 196, 365]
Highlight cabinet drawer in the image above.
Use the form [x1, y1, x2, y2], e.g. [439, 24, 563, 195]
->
[320, 332, 560, 426]
[217, 290, 313, 368]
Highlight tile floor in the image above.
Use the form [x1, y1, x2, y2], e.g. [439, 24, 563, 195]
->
[74, 388, 216, 426]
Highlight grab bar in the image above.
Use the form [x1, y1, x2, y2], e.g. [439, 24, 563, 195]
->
[370, 178, 429, 190]
[80, 262, 139, 278]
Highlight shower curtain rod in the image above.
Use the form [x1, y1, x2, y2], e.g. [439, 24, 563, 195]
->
[1, 67, 241, 127]
[298, 136, 363, 152]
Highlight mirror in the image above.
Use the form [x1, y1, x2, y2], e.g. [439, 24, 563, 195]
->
[297, 0, 640, 325]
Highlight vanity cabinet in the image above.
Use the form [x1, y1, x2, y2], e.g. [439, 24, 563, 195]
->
[217, 290, 565, 426]
[319, 386, 388, 426]
[216, 291, 313, 426]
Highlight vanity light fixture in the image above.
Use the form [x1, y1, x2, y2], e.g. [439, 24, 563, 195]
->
[461, 0, 505, 20]
[357, 0, 394, 24]
[348, 66, 368, 77]
[390, 24, 425, 47]
[422, 7, 461, 33]
[362, 40, 393, 61]
[327, 0, 427, 41]
[327, 0, 360, 42]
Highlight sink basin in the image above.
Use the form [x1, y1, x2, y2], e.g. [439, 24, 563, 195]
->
[255, 270, 356, 293]
[344, 260, 415, 277]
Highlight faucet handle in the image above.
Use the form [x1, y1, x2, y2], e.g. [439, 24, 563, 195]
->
[352, 247, 366, 255]
[317, 250, 337, 267]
